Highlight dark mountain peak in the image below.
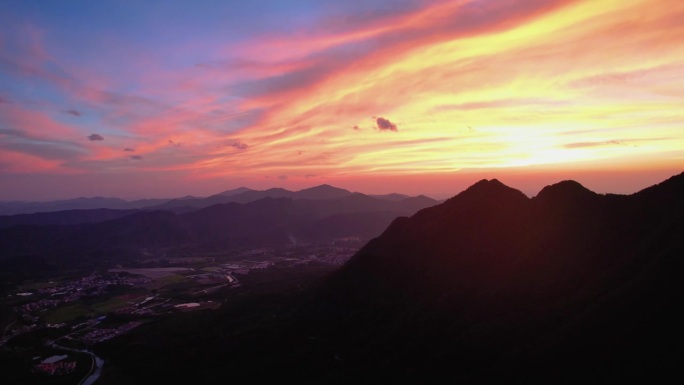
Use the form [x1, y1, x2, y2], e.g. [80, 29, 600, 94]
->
[467, 178, 511, 192]
[370, 193, 411, 201]
[265, 187, 291, 193]
[535, 180, 597, 203]
[307, 183, 335, 189]
[400, 195, 438, 206]
[635, 171, 684, 199]
[446, 178, 528, 206]
[295, 184, 351, 200]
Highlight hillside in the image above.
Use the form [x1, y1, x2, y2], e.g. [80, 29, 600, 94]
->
[315, 172, 684, 383]
[97, 172, 684, 384]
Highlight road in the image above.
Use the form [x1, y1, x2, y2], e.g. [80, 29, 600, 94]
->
[2, 317, 16, 339]
[49, 341, 104, 385]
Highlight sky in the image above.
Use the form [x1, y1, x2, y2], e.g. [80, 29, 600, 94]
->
[1, 0, 683, 201]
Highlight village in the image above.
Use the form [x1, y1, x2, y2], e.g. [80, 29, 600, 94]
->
[0, 242, 358, 380]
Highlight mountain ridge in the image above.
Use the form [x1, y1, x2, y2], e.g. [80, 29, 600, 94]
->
[307, 171, 684, 383]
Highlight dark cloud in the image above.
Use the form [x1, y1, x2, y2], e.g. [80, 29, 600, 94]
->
[0, 97, 11, 104]
[228, 140, 249, 150]
[87, 134, 104, 141]
[130, 155, 143, 160]
[375, 117, 398, 132]
[123, 148, 135, 152]
[278, 175, 288, 180]
[63, 109, 82, 117]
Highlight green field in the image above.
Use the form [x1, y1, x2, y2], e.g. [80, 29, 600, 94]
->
[90, 295, 144, 314]
[44, 303, 89, 324]
[152, 274, 188, 289]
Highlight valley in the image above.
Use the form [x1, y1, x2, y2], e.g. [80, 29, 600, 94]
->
[0, 242, 358, 383]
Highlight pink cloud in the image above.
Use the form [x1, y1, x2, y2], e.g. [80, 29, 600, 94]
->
[0, 149, 77, 174]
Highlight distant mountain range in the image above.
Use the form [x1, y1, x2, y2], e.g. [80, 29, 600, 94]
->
[0, 197, 169, 216]
[0, 184, 432, 216]
[0, 187, 438, 273]
[147, 184, 366, 213]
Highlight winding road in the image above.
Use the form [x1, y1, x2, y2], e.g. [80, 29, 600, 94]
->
[49, 341, 104, 385]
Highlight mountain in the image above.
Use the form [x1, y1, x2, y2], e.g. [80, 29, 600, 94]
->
[0, 193, 438, 271]
[145, 185, 355, 212]
[369, 193, 411, 201]
[308, 172, 684, 383]
[215, 187, 255, 196]
[0, 185, 432, 216]
[0, 208, 139, 229]
[294, 184, 351, 200]
[0, 196, 170, 216]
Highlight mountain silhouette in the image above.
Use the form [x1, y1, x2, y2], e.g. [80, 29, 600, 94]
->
[0, 208, 139, 229]
[0, 196, 170, 216]
[145, 185, 355, 212]
[309, 172, 684, 383]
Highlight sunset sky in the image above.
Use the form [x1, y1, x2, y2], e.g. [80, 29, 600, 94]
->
[1, 0, 683, 200]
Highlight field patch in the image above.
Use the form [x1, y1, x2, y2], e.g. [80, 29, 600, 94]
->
[109, 267, 191, 279]
[44, 303, 88, 324]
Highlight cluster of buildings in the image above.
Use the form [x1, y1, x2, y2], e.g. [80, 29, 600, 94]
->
[0, 324, 38, 347]
[14, 273, 151, 315]
[33, 355, 77, 376]
[80, 321, 143, 345]
[2, 272, 152, 348]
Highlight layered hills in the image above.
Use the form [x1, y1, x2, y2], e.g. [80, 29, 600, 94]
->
[4, 173, 683, 384]
[97, 172, 684, 384]
[0, 187, 438, 274]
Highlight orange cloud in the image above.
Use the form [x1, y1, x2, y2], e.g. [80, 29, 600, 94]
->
[200, 0, 683, 183]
